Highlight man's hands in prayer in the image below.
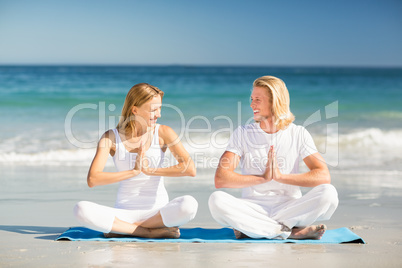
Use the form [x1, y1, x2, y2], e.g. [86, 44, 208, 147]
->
[263, 146, 282, 182]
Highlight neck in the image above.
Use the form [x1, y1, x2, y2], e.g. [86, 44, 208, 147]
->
[123, 124, 151, 139]
[134, 125, 151, 137]
[259, 118, 278, 134]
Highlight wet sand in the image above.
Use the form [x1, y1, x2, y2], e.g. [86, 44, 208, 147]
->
[0, 166, 401, 267]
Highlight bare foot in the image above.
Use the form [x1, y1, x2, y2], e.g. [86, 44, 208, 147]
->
[104, 232, 127, 238]
[104, 227, 180, 239]
[147, 227, 180, 239]
[233, 229, 251, 239]
[288, 224, 327, 240]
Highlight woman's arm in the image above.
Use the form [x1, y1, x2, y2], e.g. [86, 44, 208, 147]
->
[273, 151, 331, 187]
[87, 130, 141, 188]
[142, 125, 196, 177]
[214, 151, 268, 188]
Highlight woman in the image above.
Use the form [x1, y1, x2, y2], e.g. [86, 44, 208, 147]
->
[74, 83, 198, 238]
[208, 76, 338, 240]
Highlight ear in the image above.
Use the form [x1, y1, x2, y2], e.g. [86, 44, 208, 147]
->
[131, 106, 137, 115]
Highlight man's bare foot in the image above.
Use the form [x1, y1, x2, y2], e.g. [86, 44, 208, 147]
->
[233, 229, 251, 239]
[288, 224, 326, 240]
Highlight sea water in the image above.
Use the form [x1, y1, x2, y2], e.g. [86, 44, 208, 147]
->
[0, 66, 401, 177]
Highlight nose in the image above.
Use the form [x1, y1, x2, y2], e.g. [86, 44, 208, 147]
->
[155, 108, 161, 118]
[250, 100, 256, 109]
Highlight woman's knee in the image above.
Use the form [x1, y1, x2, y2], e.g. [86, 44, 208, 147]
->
[73, 201, 95, 223]
[161, 195, 198, 227]
[178, 195, 198, 219]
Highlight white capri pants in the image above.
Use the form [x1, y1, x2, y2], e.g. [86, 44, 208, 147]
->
[208, 184, 338, 239]
[74, 195, 198, 233]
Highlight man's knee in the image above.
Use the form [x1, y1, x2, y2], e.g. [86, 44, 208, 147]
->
[208, 191, 230, 213]
[316, 184, 339, 210]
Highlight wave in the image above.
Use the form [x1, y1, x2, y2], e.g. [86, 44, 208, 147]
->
[0, 149, 99, 166]
[330, 169, 402, 176]
[365, 110, 402, 120]
[332, 128, 402, 147]
[0, 128, 401, 171]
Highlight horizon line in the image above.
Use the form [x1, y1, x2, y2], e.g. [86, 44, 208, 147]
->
[1, 63, 402, 69]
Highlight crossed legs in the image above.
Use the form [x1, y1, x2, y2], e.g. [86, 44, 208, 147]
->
[74, 195, 198, 238]
[209, 184, 338, 240]
[105, 212, 180, 239]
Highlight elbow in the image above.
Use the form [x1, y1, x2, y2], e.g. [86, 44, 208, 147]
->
[189, 168, 196, 177]
[214, 180, 224, 189]
[185, 168, 196, 177]
[186, 163, 197, 177]
[214, 172, 225, 189]
[182, 160, 196, 177]
[324, 172, 331, 184]
[320, 169, 331, 185]
[87, 175, 96, 188]
[215, 182, 224, 189]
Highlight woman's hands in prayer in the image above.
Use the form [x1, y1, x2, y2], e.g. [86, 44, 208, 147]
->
[134, 142, 150, 174]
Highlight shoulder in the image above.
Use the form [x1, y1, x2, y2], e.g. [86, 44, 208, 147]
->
[282, 123, 306, 135]
[158, 124, 176, 137]
[98, 129, 116, 149]
[234, 123, 258, 133]
[284, 123, 297, 130]
[158, 124, 179, 145]
[284, 124, 316, 147]
[242, 123, 258, 130]
[101, 129, 116, 141]
[103, 129, 116, 139]
[233, 123, 261, 138]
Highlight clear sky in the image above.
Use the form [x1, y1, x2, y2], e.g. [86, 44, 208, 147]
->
[0, 0, 401, 66]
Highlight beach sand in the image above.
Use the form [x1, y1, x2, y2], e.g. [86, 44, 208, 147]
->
[1, 166, 401, 267]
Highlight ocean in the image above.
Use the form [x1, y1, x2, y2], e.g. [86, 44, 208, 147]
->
[1, 65, 401, 176]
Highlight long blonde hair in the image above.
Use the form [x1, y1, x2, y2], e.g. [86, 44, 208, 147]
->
[116, 83, 164, 135]
[253, 76, 295, 130]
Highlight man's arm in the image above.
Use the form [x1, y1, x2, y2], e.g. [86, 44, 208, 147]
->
[214, 151, 268, 188]
[273, 152, 331, 187]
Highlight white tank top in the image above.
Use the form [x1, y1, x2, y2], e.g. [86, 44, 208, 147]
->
[112, 124, 168, 210]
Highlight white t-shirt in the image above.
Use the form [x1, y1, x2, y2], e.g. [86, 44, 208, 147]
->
[226, 123, 318, 199]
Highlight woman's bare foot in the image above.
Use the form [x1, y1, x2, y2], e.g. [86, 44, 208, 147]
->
[147, 227, 180, 239]
[288, 224, 327, 240]
[104, 232, 127, 238]
[104, 227, 180, 239]
[233, 229, 251, 239]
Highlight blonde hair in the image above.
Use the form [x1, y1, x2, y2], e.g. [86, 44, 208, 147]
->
[116, 83, 164, 135]
[253, 76, 295, 130]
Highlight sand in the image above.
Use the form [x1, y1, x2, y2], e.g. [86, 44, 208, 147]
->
[1, 166, 401, 267]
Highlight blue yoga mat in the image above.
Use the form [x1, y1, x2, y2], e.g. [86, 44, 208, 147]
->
[56, 227, 365, 244]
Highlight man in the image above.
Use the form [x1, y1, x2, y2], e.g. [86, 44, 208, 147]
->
[208, 75, 338, 239]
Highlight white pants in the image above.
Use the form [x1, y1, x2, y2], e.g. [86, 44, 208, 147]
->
[208, 184, 338, 239]
[74, 195, 198, 233]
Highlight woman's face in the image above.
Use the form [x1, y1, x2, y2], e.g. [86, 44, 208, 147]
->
[133, 95, 162, 128]
[250, 86, 272, 122]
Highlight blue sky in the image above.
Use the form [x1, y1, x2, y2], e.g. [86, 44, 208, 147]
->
[0, 0, 401, 66]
